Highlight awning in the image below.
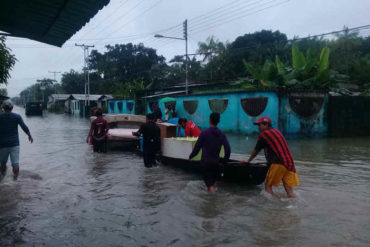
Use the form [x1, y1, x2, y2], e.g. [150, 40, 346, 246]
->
[0, 0, 110, 47]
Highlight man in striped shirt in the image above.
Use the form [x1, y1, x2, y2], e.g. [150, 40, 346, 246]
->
[244, 116, 299, 198]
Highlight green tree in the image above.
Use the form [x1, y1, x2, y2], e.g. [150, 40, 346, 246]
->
[228, 30, 289, 77]
[60, 70, 85, 94]
[89, 43, 166, 87]
[0, 36, 17, 84]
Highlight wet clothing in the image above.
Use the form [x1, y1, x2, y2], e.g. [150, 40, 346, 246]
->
[265, 163, 299, 187]
[91, 118, 109, 141]
[0, 146, 20, 166]
[189, 127, 231, 188]
[189, 127, 231, 164]
[93, 139, 106, 153]
[203, 164, 222, 188]
[0, 112, 30, 148]
[143, 148, 157, 168]
[255, 128, 296, 172]
[184, 120, 201, 137]
[168, 117, 185, 137]
[153, 108, 162, 121]
[135, 121, 161, 167]
[90, 117, 108, 153]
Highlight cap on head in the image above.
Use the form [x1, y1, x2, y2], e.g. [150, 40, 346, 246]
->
[96, 109, 103, 116]
[2, 100, 13, 110]
[253, 116, 272, 126]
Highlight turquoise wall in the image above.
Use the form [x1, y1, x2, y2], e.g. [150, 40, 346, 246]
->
[148, 92, 279, 134]
[108, 99, 135, 114]
[147, 91, 329, 136]
[279, 94, 328, 136]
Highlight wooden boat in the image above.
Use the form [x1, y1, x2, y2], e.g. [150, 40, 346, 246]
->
[91, 114, 146, 149]
[160, 134, 268, 185]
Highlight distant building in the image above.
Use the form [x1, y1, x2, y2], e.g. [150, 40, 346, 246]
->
[48, 94, 113, 115]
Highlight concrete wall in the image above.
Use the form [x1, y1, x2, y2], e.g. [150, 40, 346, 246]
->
[108, 99, 135, 114]
[328, 96, 370, 137]
[148, 91, 279, 134]
[278, 92, 328, 137]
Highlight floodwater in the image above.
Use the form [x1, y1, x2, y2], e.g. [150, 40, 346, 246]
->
[1, 107, 370, 247]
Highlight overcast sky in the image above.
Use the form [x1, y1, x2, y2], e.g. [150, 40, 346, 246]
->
[3, 0, 370, 96]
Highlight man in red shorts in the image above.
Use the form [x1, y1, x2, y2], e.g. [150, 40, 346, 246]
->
[244, 116, 299, 198]
[86, 109, 109, 153]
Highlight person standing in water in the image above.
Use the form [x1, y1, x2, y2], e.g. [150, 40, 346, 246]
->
[0, 100, 33, 180]
[189, 113, 231, 193]
[243, 116, 299, 198]
[87, 109, 109, 153]
[133, 113, 161, 168]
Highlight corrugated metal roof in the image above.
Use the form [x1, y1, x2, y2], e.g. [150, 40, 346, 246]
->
[144, 91, 187, 99]
[0, 0, 111, 47]
[69, 94, 113, 101]
[50, 94, 70, 100]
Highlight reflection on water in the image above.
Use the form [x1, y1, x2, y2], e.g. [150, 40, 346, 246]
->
[0, 107, 370, 246]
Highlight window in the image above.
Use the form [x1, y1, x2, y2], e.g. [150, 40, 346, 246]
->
[208, 99, 228, 114]
[241, 97, 268, 117]
[183, 100, 198, 115]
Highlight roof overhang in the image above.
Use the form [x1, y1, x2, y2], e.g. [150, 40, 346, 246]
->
[143, 91, 187, 99]
[0, 0, 110, 47]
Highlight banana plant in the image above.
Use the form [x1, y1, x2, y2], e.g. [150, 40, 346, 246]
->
[244, 44, 332, 89]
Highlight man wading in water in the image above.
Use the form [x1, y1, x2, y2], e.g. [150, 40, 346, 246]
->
[87, 109, 109, 153]
[0, 100, 33, 180]
[244, 116, 299, 198]
[133, 113, 161, 168]
[189, 113, 231, 193]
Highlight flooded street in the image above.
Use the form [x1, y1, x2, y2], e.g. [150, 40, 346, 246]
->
[1, 107, 370, 247]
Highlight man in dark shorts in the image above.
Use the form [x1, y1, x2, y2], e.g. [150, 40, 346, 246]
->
[133, 113, 161, 168]
[0, 100, 33, 180]
[189, 113, 231, 193]
[87, 109, 109, 153]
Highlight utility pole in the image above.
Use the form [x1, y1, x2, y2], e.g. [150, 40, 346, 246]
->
[48, 71, 61, 94]
[155, 20, 189, 94]
[183, 19, 188, 95]
[75, 43, 94, 106]
[48, 71, 61, 82]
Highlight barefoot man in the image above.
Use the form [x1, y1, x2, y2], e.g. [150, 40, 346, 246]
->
[244, 116, 299, 198]
[0, 100, 33, 180]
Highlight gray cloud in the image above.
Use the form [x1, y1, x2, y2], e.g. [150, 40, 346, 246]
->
[4, 0, 370, 96]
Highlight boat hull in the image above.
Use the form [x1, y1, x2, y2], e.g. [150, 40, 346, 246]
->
[160, 156, 268, 185]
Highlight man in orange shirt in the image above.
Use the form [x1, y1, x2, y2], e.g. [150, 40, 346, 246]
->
[178, 118, 201, 137]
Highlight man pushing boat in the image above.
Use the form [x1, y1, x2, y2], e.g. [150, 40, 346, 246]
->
[243, 116, 299, 198]
[178, 118, 201, 137]
[189, 113, 231, 193]
[133, 113, 161, 168]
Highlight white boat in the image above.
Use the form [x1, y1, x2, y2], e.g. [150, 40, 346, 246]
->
[91, 114, 146, 149]
[159, 129, 268, 185]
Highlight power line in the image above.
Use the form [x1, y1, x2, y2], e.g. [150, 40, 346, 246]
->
[190, 0, 289, 34]
[80, 0, 147, 41]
